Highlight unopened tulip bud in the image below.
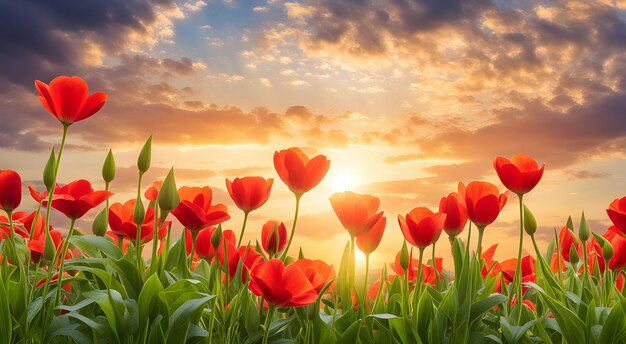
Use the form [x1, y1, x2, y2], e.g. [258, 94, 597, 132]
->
[43, 230, 56, 263]
[578, 211, 590, 242]
[298, 247, 304, 259]
[211, 224, 222, 249]
[603, 241, 614, 261]
[566, 216, 574, 231]
[133, 196, 145, 226]
[400, 240, 410, 272]
[43, 148, 56, 191]
[569, 245, 580, 264]
[92, 208, 108, 237]
[158, 168, 179, 213]
[102, 149, 116, 183]
[523, 205, 537, 235]
[137, 135, 152, 174]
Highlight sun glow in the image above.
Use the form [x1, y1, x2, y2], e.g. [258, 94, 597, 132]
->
[330, 172, 357, 192]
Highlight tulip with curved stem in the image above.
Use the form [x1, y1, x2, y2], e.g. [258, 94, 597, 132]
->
[280, 194, 301, 260]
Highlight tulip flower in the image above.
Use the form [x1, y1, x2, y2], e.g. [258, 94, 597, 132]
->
[330, 191, 384, 238]
[249, 259, 318, 307]
[292, 258, 336, 293]
[185, 227, 217, 260]
[439, 184, 468, 238]
[225, 245, 263, 282]
[398, 207, 446, 250]
[464, 181, 508, 229]
[356, 216, 386, 255]
[607, 196, 626, 235]
[0, 170, 22, 213]
[0, 212, 34, 240]
[108, 199, 168, 242]
[493, 154, 544, 196]
[34, 76, 108, 125]
[30, 180, 112, 220]
[226, 177, 273, 213]
[261, 220, 287, 257]
[28, 228, 63, 263]
[144, 181, 163, 202]
[273, 147, 330, 196]
[274, 147, 330, 259]
[604, 226, 626, 271]
[225, 176, 273, 246]
[171, 186, 230, 232]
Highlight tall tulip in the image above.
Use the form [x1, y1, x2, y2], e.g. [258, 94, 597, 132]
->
[35, 76, 108, 125]
[0, 169, 23, 263]
[172, 187, 230, 232]
[226, 176, 273, 246]
[439, 183, 468, 239]
[108, 199, 168, 242]
[494, 153, 543, 318]
[274, 147, 330, 259]
[356, 216, 385, 300]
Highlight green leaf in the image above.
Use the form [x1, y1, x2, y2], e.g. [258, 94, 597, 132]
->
[167, 294, 214, 334]
[600, 301, 626, 344]
[70, 235, 123, 259]
[336, 320, 361, 344]
[0, 275, 12, 343]
[139, 274, 164, 324]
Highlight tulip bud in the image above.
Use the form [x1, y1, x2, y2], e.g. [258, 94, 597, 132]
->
[578, 211, 590, 242]
[523, 205, 537, 236]
[400, 240, 410, 272]
[133, 196, 145, 226]
[211, 224, 222, 249]
[566, 216, 574, 231]
[43, 230, 56, 263]
[298, 247, 304, 259]
[158, 168, 179, 213]
[43, 148, 56, 191]
[603, 241, 614, 261]
[569, 245, 580, 264]
[137, 135, 152, 174]
[102, 149, 116, 183]
[92, 208, 108, 237]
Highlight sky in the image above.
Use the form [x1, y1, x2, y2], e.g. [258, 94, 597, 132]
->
[0, 0, 625, 270]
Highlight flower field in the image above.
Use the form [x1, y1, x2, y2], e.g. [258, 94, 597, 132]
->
[2, 75, 626, 343]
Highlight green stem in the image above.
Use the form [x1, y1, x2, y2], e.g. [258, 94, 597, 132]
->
[190, 231, 198, 271]
[6, 211, 19, 267]
[349, 235, 356, 292]
[54, 218, 76, 307]
[582, 240, 589, 288]
[149, 202, 160, 274]
[363, 253, 370, 311]
[135, 173, 144, 273]
[414, 248, 425, 324]
[262, 306, 275, 344]
[280, 194, 302, 260]
[432, 241, 439, 287]
[554, 228, 563, 284]
[477, 226, 485, 259]
[236, 211, 250, 247]
[513, 193, 524, 323]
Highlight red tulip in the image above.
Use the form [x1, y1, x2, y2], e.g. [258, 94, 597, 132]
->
[249, 259, 318, 308]
[226, 177, 273, 213]
[292, 258, 336, 293]
[108, 199, 168, 242]
[0, 211, 41, 240]
[604, 226, 626, 271]
[494, 154, 544, 195]
[500, 255, 536, 294]
[398, 207, 446, 249]
[330, 191, 384, 237]
[216, 229, 237, 265]
[481, 244, 501, 278]
[0, 170, 22, 213]
[464, 181, 508, 227]
[356, 217, 386, 255]
[144, 181, 163, 201]
[226, 245, 263, 282]
[557, 225, 578, 262]
[261, 220, 287, 256]
[34, 76, 108, 125]
[607, 196, 626, 235]
[106, 231, 130, 253]
[273, 147, 330, 196]
[28, 228, 63, 263]
[186, 227, 217, 259]
[171, 186, 230, 232]
[31, 180, 112, 220]
[439, 183, 468, 237]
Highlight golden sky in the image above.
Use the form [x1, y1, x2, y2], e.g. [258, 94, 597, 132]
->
[1, 0, 625, 270]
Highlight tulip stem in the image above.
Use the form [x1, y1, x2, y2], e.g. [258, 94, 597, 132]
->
[5, 211, 19, 267]
[281, 194, 302, 260]
[432, 241, 439, 287]
[350, 235, 356, 294]
[189, 231, 198, 271]
[512, 193, 524, 323]
[414, 248, 425, 325]
[554, 228, 563, 284]
[149, 203, 160, 274]
[54, 218, 76, 308]
[135, 173, 144, 273]
[363, 253, 370, 311]
[582, 239, 589, 289]
[262, 306, 274, 344]
[237, 211, 250, 247]
[477, 226, 485, 259]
